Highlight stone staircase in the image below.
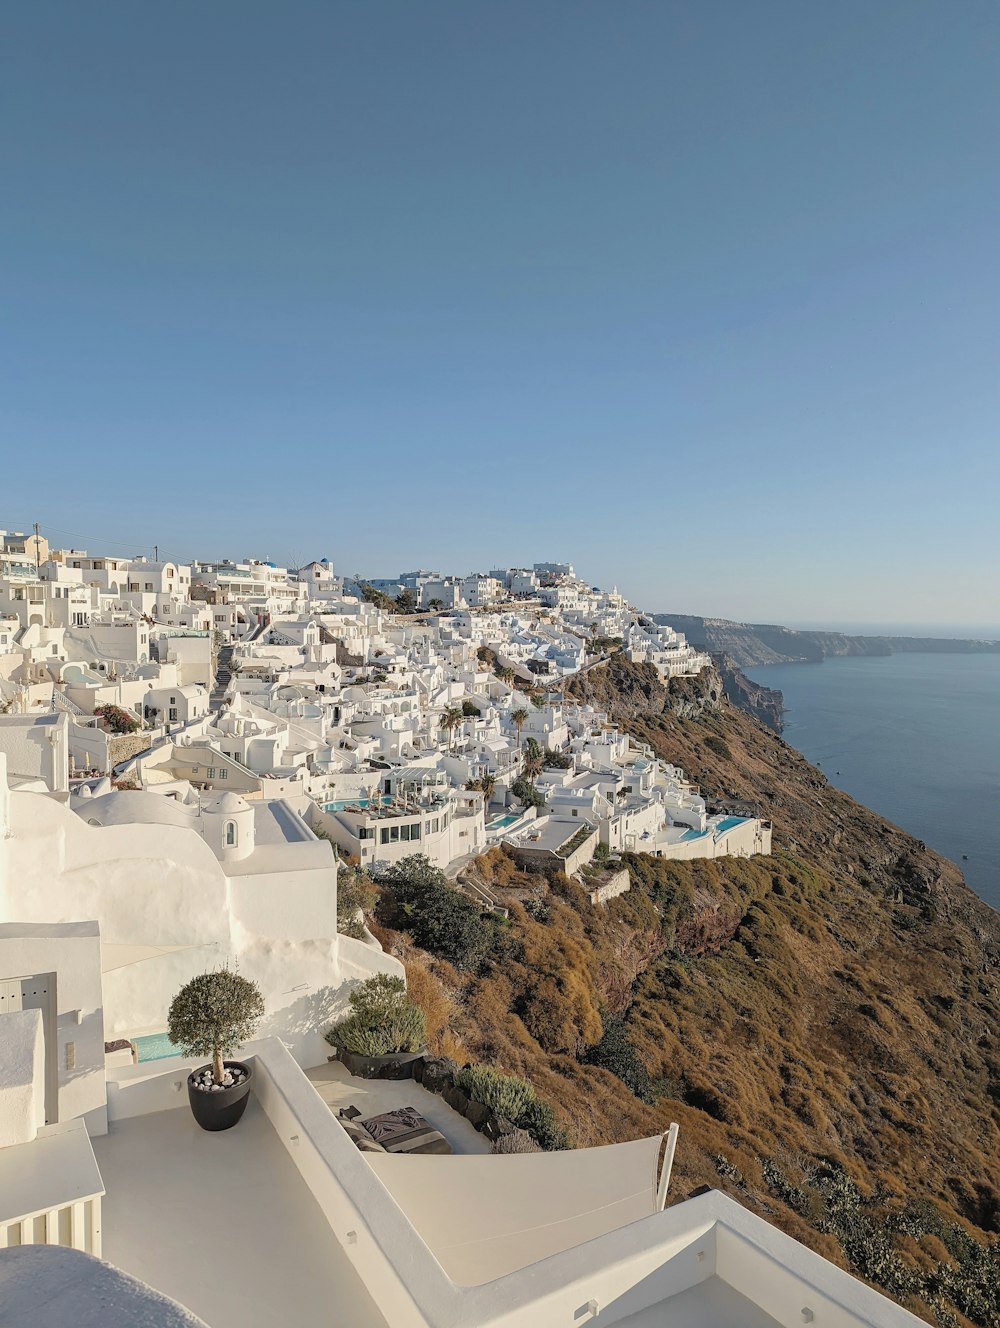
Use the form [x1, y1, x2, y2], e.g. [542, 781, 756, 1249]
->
[210, 644, 235, 710]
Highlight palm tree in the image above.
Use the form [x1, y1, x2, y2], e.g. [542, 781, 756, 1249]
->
[522, 739, 543, 780]
[477, 772, 497, 810]
[439, 705, 463, 749]
[510, 707, 529, 750]
[498, 666, 515, 688]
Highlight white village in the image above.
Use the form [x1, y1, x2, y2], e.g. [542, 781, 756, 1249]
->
[0, 530, 921, 1327]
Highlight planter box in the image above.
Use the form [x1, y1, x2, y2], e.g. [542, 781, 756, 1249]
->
[337, 1048, 425, 1080]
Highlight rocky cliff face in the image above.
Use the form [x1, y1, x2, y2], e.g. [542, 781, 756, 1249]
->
[656, 614, 1000, 669]
[712, 652, 784, 731]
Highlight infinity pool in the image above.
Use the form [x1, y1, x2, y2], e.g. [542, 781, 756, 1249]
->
[323, 797, 372, 812]
[714, 816, 748, 834]
[489, 814, 520, 830]
[133, 1032, 184, 1063]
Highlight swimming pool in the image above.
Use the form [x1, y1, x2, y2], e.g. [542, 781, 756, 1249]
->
[489, 814, 520, 830]
[133, 1031, 184, 1063]
[323, 797, 372, 812]
[680, 828, 708, 841]
[714, 816, 748, 835]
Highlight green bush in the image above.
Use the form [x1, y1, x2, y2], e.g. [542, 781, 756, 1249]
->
[454, 1065, 536, 1121]
[704, 734, 732, 762]
[517, 1098, 571, 1151]
[511, 777, 546, 810]
[583, 1017, 653, 1102]
[376, 855, 496, 970]
[337, 865, 379, 939]
[326, 973, 426, 1057]
[453, 1063, 570, 1150]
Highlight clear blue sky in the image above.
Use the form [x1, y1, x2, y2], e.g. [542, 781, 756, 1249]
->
[3, 1, 999, 628]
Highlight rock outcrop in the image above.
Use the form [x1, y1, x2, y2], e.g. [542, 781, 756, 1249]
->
[712, 652, 784, 731]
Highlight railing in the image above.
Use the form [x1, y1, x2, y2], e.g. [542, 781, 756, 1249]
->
[0, 1194, 102, 1257]
[0, 1120, 104, 1258]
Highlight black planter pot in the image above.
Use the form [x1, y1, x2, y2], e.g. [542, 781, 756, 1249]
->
[187, 1060, 253, 1132]
[336, 1048, 425, 1080]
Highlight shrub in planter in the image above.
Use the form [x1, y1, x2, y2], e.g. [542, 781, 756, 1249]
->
[326, 974, 426, 1058]
[454, 1065, 535, 1123]
[168, 968, 264, 1131]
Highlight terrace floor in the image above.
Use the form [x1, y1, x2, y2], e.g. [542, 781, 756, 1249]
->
[92, 1098, 388, 1328]
[305, 1060, 491, 1155]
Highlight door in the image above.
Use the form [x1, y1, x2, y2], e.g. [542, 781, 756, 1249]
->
[2, 973, 58, 1124]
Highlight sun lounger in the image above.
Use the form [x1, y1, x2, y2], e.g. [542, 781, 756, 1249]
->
[339, 1105, 452, 1155]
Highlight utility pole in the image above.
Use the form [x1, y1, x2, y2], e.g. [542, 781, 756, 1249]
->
[154, 544, 159, 562]
[33, 522, 41, 571]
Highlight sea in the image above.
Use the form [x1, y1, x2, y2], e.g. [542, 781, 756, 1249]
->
[744, 651, 1000, 912]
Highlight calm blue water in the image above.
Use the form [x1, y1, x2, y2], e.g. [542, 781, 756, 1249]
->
[746, 654, 1000, 910]
[133, 1031, 183, 1062]
[714, 816, 748, 834]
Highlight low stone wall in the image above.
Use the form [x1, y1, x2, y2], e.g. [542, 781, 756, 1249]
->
[588, 867, 631, 906]
[414, 1058, 517, 1145]
[108, 731, 156, 770]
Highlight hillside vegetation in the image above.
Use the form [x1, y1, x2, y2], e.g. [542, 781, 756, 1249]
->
[370, 657, 1000, 1326]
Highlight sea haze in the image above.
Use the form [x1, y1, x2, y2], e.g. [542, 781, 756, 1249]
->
[745, 653, 1000, 910]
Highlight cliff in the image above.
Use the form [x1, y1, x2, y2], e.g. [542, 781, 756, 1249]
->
[655, 614, 1000, 670]
[374, 657, 1000, 1325]
[712, 651, 784, 732]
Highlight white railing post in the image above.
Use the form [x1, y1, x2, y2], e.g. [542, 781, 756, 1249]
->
[657, 1123, 680, 1211]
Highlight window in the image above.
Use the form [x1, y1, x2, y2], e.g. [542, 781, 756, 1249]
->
[380, 827, 390, 845]
[218, 769, 227, 780]
[169, 708, 178, 721]
[359, 826, 374, 840]
[225, 820, 237, 847]
[389, 825, 400, 843]
[207, 768, 216, 779]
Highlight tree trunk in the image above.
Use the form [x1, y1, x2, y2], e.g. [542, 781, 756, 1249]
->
[213, 1049, 225, 1085]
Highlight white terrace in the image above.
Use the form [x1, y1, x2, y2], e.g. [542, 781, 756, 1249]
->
[5, 1036, 925, 1328]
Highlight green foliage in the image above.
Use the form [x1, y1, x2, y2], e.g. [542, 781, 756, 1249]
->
[168, 968, 264, 1083]
[461, 700, 482, 716]
[337, 865, 379, 939]
[583, 1017, 653, 1102]
[96, 703, 139, 735]
[454, 1063, 570, 1150]
[592, 841, 611, 866]
[704, 734, 733, 761]
[326, 973, 426, 1056]
[511, 776, 546, 810]
[517, 1098, 571, 1151]
[358, 582, 397, 611]
[376, 855, 497, 970]
[454, 1065, 536, 1120]
[542, 749, 573, 769]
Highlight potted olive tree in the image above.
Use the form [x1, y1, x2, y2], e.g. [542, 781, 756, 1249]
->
[168, 968, 265, 1131]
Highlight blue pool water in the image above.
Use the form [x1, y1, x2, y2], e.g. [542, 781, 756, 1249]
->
[489, 814, 520, 829]
[323, 797, 372, 812]
[680, 828, 708, 841]
[133, 1032, 183, 1063]
[714, 816, 748, 834]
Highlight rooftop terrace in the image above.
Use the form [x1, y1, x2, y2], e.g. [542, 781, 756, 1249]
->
[92, 1097, 387, 1328]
